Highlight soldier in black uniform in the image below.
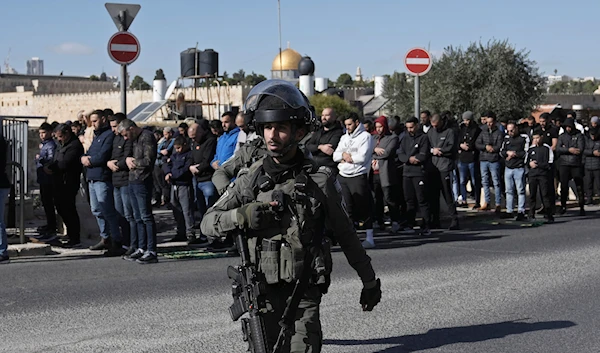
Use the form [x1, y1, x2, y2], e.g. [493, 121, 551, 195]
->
[201, 80, 381, 353]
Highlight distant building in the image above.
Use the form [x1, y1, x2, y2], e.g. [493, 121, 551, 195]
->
[26, 57, 44, 75]
[271, 45, 301, 83]
[355, 67, 363, 82]
[546, 75, 570, 85]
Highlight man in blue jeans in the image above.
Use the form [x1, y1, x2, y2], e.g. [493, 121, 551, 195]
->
[500, 123, 529, 220]
[457, 111, 481, 208]
[475, 113, 505, 213]
[119, 119, 158, 264]
[107, 113, 133, 251]
[0, 135, 12, 264]
[188, 121, 216, 244]
[81, 110, 123, 256]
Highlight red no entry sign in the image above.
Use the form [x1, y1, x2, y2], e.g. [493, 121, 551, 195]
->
[405, 48, 432, 76]
[107, 32, 140, 65]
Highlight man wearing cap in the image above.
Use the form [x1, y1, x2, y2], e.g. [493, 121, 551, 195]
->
[557, 118, 586, 215]
[457, 111, 481, 209]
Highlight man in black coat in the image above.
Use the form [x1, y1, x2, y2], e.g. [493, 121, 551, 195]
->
[188, 120, 217, 243]
[305, 107, 343, 173]
[107, 113, 133, 252]
[427, 114, 459, 230]
[583, 126, 600, 205]
[47, 124, 84, 247]
[457, 111, 481, 209]
[557, 118, 586, 215]
[398, 117, 431, 236]
[526, 129, 554, 223]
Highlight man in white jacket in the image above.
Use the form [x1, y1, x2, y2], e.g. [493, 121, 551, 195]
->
[333, 113, 375, 248]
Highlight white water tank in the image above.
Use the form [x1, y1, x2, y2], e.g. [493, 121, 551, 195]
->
[299, 75, 315, 97]
[153, 79, 167, 102]
[374, 76, 387, 97]
[315, 77, 328, 92]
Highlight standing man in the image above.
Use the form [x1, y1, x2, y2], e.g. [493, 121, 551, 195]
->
[527, 130, 554, 223]
[398, 117, 432, 236]
[211, 111, 240, 169]
[583, 127, 600, 205]
[420, 110, 432, 133]
[557, 118, 586, 215]
[81, 110, 123, 256]
[306, 107, 343, 173]
[427, 114, 460, 230]
[201, 80, 381, 352]
[500, 123, 529, 220]
[188, 121, 217, 244]
[0, 134, 12, 263]
[457, 111, 481, 209]
[370, 116, 401, 242]
[119, 119, 159, 264]
[107, 113, 133, 253]
[333, 113, 375, 247]
[35, 122, 58, 236]
[475, 114, 504, 213]
[153, 127, 174, 207]
[234, 112, 258, 152]
[539, 112, 559, 208]
[47, 124, 84, 247]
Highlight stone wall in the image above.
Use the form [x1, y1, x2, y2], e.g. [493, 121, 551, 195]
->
[0, 85, 250, 126]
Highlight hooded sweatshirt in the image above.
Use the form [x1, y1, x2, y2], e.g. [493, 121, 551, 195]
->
[333, 122, 374, 177]
[372, 116, 399, 186]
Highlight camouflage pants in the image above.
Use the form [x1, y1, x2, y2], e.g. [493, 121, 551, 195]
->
[262, 284, 322, 353]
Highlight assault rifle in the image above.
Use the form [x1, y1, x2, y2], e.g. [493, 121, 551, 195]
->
[228, 232, 269, 353]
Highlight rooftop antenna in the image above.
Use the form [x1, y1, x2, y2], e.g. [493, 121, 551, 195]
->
[278, 0, 282, 78]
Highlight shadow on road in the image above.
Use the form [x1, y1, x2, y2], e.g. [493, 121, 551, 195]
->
[324, 319, 577, 352]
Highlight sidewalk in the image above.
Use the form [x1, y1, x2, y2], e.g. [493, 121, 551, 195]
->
[7, 200, 595, 260]
[6, 206, 235, 260]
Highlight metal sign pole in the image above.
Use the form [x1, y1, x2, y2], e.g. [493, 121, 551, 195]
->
[119, 10, 128, 114]
[414, 75, 420, 118]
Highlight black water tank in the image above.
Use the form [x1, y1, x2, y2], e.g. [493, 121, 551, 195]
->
[298, 56, 315, 76]
[181, 48, 200, 78]
[199, 49, 219, 76]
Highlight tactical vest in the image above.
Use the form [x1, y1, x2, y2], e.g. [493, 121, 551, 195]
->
[238, 160, 333, 293]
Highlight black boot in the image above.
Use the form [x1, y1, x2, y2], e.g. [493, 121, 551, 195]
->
[89, 237, 111, 251]
[448, 219, 460, 230]
[104, 241, 126, 257]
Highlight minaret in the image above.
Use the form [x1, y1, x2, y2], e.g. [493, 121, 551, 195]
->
[355, 66, 363, 81]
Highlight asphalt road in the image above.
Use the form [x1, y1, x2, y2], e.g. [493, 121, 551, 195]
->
[2, 209, 600, 353]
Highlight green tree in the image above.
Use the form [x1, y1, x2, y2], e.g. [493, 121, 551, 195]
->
[420, 39, 544, 119]
[243, 71, 267, 86]
[336, 73, 353, 87]
[130, 75, 151, 90]
[309, 94, 358, 119]
[100, 72, 107, 81]
[382, 72, 414, 119]
[154, 68, 166, 80]
[89, 75, 100, 81]
[548, 81, 569, 94]
[582, 80, 597, 94]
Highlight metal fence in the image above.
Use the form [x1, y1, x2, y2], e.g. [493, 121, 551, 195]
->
[0, 116, 32, 195]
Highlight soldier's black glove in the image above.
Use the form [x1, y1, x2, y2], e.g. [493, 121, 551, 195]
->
[235, 202, 277, 230]
[360, 278, 381, 311]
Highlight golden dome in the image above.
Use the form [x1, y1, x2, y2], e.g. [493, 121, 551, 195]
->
[271, 48, 302, 71]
